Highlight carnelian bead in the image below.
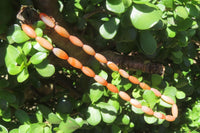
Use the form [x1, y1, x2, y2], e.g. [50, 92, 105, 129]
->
[161, 95, 175, 105]
[81, 66, 95, 77]
[21, 24, 37, 38]
[119, 91, 131, 102]
[128, 76, 140, 84]
[151, 88, 162, 97]
[153, 112, 165, 119]
[94, 75, 107, 86]
[69, 35, 83, 47]
[52, 48, 69, 60]
[141, 106, 154, 115]
[35, 37, 53, 50]
[165, 115, 175, 122]
[94, 53, 107, 64]
[130, 99, 142, 108]
[106, 83, 119, 93]
[119, 69, 129, 78]
[82, 45, 96, 56]
[172, 104, 178, 118]
[107, 61, 119, 71]
[39, 13, 55, 28]
[67, 57, 83, 69]
[54, 24, 70, 38]
[139, 82, 151, 90]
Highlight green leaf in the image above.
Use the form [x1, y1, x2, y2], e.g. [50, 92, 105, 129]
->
[35, 27, 43, 37]
[166, 27, 176, 38]
[0, 90, 16, 104]
[121, 114, 130, 125]
[38, 104, 51, 119]
[108, 95, 120, 111]
[131, 104, 144, 114]
[0, 79, 9, 89]
[130, 4, 162, 30]
[7, 24, 22, 44]
[143, 90, 158, 108]
[151, 74, 162, 86]
[123, 0, 132, 8]
[0, 125, 8, 133]
[140, 31, 157, 55]
[98, 70, 108, 80]
[99, 17, 120, 39]
[33, 42, 49, 52]
[59, 117, 80, 133]
[86, 105, 101, 126]
[33, 20, 46, 30]
[9, 129, 19, 133]
[36, 110, 43, 123]
[144, 114, 157, 124]
[176, 90, 186, 99]
[30, 52, 48, 65]
[17, 68, 29, 83]
[22, 42, 32, 55]
[12, 30, 30, 43]
[5, 45, 20, 67]
[15, 109, 30, 124]
[35, 60, 55, 77]
[7, 64, 23, 75]
[2, 108, 11, 122]
[47, 113, 62, 124]
[89, 83, 104, 103]
[44, 126, 51, 133]
[162, 0, 173, 8]
[27, 123, 44, 133]
[175, 6, 188, 19]
[163, 86, 177, 96]
[19, 125, 30, 133]
[106, 0, 125, 14]
[133, 0, 150, 4]
[97, 102, 117, 123]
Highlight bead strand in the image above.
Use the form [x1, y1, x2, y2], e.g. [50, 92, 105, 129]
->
[21, 13, 178, 121]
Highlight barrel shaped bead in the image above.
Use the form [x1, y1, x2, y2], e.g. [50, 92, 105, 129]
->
[94, 75, 107, 86]
[151, 88, 162, 97]
[153, 112, 165, 119]
[81, 66, 95, 77]
[67, 57, 83, 69]
[52, 48, 69, 60]
[139, 82, 151, 90]
[82, 45, 96, 56]
[130, 99, 142, 108]
[128, 76, 140, 85]
[21, 24, 37, 38]
[119, 69, 129, 78]
[107, 61, 119, 71]
[54, 24, 70, 38]
[165, 115, 175, 122]
[161, 95, 175, 105]
[141, 106, 154, 115]
[39, 13, 55, 28]
[35, 37, 53, 50]
[119, 91, 131, 102]
[172, 104, 178, 118]
[106, 83, 119, 93]
[94, 53, 107, 64]
[69, 35, 84, 47]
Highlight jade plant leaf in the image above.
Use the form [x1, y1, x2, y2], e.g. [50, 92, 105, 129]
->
[106, 0, 125, 14]
[99, 17, 120, 39]
[30, 52, 48, 65]
[12, 30, 30, 43]
[35, 59, 55, 77]
[89, 83, 104, 103]
[130, 4, 162, 30]
[86, 105, 101, 126]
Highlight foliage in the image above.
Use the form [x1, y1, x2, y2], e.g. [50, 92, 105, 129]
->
[0, 0, 200, 132]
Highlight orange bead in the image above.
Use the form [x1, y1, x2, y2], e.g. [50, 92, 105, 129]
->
[67, 57, 83, 69]
[52, 48, 69, 60]
[39, 13, 55, 28]
[141, 106, 154, 115]
[119, 69, 129, 78]
[94, 75, 107, 86]
[54, 24, 70, 38]
[128, 76, 140, 85]
[81, 66, 95, 77]
[151, 88, 161, 97]
[69, 35, 83, 47]
[139, 82, 151, 90]
[94, 53, 107, 64]
[172, 104, 178, 118]
[161, 95, 175, 105]
[119, 91, 131, 102]
[21, 24, 37, 38]
[130, 99, 142, 108]
[82, 45, 96, 56]
[153, 112, 165, 119]
[165, 115, 175, 122]
[107, 61, 119, 71]
[106, 83, 119, 93]
[35, 37, 53, 50]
